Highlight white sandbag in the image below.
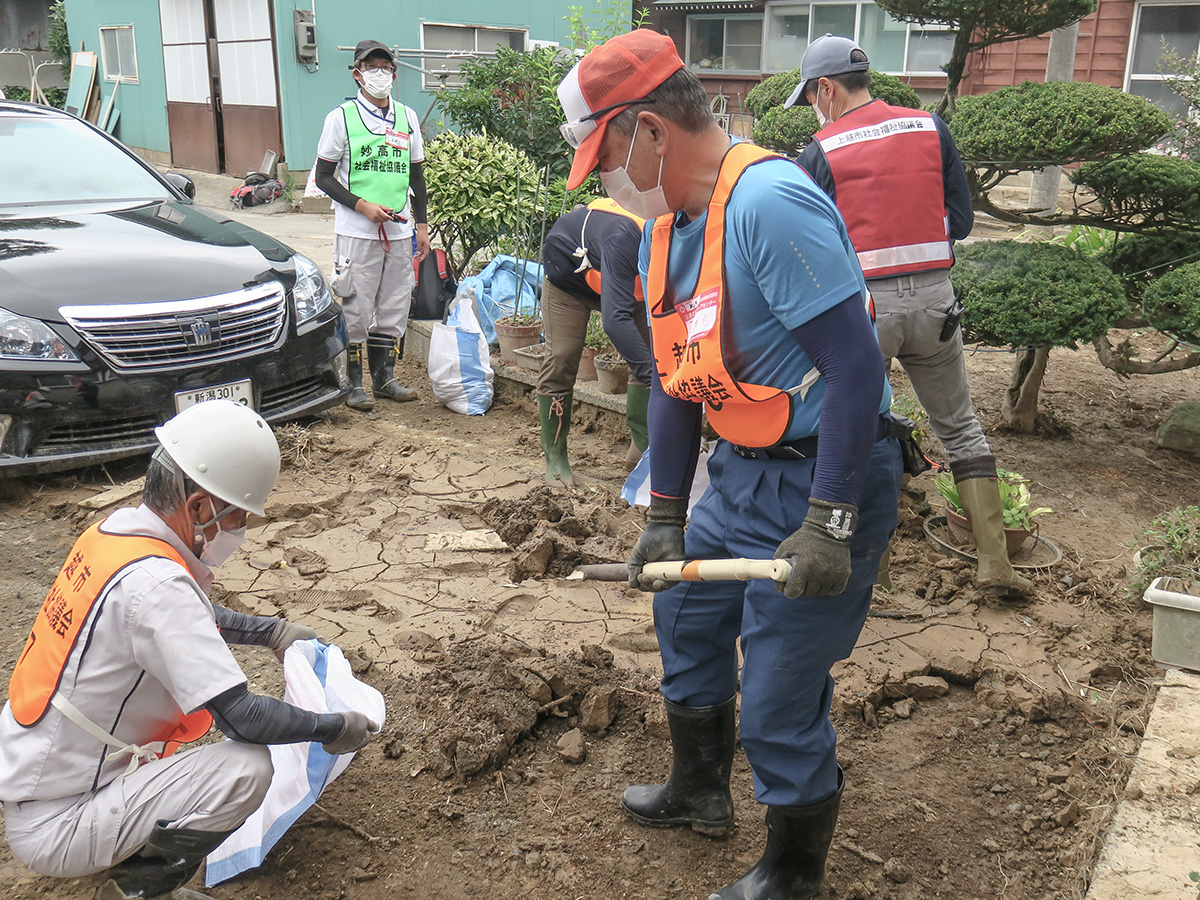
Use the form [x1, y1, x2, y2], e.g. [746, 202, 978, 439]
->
[620, 440, 713, 513]
[204, 641, 386, 886]
[428, 283, 494, 416]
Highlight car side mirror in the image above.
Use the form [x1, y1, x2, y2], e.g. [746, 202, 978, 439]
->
[163, 172, 196, 200]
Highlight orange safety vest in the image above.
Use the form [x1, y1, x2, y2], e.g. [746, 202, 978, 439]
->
[646, 142, 796, 448]
[815, 101, 951, 279]
[582, 198, 646, 302]
[9, 522, 213, 755]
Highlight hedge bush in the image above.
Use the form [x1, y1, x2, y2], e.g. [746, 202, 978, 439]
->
[949, 81, 1171, 165]
[1072, 154, 1200, 228]
[952, 240, 1127, 348]
[1142, 261, 1200, 340]
[1104, 232, 1200, 304]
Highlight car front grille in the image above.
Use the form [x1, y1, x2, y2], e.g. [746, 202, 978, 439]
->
[261, 376, 329, 416]
[59, 283, 288, 373]
[37, 414, 160, 453]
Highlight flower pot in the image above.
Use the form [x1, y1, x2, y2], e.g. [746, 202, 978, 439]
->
[1143, 576, 1200, 670]
[511, 343, 548, 372]
[578, 347, 598, 382]
[594, 357, 629, 394]
[944, 505, 1031, 556]
[494, 320, 542, 365]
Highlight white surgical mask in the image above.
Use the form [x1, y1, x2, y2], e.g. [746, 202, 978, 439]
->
[193, 499, 247, 568]
[360, 69, 393, 100]
[813, 86, 832, 129]
[600, 120, 671, 220]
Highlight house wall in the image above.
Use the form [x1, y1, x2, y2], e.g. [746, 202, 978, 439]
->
[960, 0, 1134, 95]
[1, 0, 67, 91]
[64, 0, 171, 158]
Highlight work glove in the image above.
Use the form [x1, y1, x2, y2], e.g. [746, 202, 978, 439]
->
[628, 496, 688, 591]
[323, 710, 377, 755]
[773, 498, 858, 599]
[268, 620, 323, 662]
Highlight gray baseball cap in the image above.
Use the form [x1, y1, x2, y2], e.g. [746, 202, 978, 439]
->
[784, 34, 869, 108]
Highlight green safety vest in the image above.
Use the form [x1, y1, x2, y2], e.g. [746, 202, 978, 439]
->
[340, 100, 411, 210]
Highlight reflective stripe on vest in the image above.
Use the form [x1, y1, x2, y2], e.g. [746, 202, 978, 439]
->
[645, 143, 796, 447]
[341, 100, 410, 210]
[817, 103, 951, 279]
[9, 523, 214, 757]
[580, 199, 646, 301]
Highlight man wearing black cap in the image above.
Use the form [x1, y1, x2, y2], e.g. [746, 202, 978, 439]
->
[315, 39, 430, 410]
[792, 34, 1032, 599]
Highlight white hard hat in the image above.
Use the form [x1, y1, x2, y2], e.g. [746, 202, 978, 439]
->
[153, 400, 280, 516]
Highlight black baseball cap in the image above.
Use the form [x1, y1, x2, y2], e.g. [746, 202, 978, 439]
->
[350, 40, 394, 68]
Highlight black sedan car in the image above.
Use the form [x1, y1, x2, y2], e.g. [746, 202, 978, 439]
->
[0, 100, 349, 476]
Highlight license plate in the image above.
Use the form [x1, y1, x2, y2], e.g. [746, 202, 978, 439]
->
[173, 379, 254, 413]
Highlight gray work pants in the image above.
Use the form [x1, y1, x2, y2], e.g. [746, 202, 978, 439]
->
[872, 269, 992, 462]
[331, 234, 415, 344]
[3, 742, 273, 877]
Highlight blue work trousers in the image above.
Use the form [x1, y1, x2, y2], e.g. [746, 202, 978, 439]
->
[653, 436, 903, 807]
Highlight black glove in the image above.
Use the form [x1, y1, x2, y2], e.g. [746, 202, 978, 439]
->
[628, 496, 688, 591]
[268, 621, 323, 662]
[773, 498, 858, 599]
[323, 710, 377, 755]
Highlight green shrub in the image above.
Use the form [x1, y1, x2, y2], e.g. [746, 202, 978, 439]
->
[952, 240, 1127, 347]
[949, 81, 1171, 165]
[1130, 506, 1200, 599]
[48, 0, 70, 80]
[747, 69, 921, 155]
[1072, 154, 1200, 229]
[1142, 261, 1200, 341]
[2, 85, 67, 109]
[1104, 232, 1200, 305]
[424, 131, 541, 279]
[436, 47, 575, 181]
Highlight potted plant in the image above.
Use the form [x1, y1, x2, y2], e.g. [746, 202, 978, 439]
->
[494, 309, 543, 365]
[1131, 506, 1200, 669]
[579, 312, 614, 382]
[934, 469, 1052, 556]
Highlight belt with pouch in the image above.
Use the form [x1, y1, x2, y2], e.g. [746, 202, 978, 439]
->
[730, 416, 894, 461]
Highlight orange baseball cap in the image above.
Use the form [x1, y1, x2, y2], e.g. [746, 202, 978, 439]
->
[557, 30, 684, 190]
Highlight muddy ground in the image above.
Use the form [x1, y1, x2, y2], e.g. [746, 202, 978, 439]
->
[1, 334, 1198, 900]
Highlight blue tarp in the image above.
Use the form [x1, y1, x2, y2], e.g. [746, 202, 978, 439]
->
[457, 255, 544, 345]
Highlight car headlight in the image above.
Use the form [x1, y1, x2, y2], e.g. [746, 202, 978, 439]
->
[292, 253, 333, 329]
[0, 307, 79, 361]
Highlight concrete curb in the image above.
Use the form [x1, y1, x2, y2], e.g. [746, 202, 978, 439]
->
[1085, 667, 1200, 900]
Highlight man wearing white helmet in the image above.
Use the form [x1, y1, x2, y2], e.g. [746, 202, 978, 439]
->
[0, 400, 377, 900]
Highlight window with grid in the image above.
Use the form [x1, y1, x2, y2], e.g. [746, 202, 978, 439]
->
[100, 25, 139, 83]
[1126, 2, 1200, 117]
[762, 1, 956, 75]
[687, 15, 765, 74]
[421, 23, 526, 89]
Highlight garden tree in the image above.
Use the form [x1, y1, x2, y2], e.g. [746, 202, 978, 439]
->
[873, 0, 1096, 116]
[423, 131, 541, 280]
[951, 241, 1127, 432]
[746, 69, 921, 154]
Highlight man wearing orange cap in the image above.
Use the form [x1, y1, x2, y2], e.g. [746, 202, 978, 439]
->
[558, 30, 903, 900]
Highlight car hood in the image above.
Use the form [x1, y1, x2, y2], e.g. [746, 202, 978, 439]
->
[0, 200, 297, 323]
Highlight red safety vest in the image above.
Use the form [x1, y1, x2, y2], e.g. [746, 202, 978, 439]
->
[816, 101, 951, 279]
[582, 198, 646, 301]
[645, 142, 795, 447]
[9, 522, 213, 754]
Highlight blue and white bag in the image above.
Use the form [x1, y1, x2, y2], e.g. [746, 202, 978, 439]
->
[620, 441, 713, 513]
[204, 641, 386, 885]
[427, 283, 494, 416]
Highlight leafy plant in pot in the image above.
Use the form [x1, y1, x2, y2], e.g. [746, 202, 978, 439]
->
[1129, 505, 1200, 600]
[494, 310, 543, 364]
[934, 469, 1052, 556]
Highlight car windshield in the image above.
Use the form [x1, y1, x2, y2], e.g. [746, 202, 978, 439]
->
[0, 112, 173, 206]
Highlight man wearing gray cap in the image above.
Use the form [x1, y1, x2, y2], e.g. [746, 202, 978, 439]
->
[793, 34, 1033, 599]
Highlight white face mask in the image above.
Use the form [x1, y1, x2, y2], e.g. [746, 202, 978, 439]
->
[813, 86, 832, 129]
[194, 498, 247, 568]
[359, 69, 393, 100]
[600, 120, 671, 220]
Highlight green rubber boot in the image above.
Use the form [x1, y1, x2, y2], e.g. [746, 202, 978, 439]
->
[626, 382, 650, 466]
[539, 393, 574, 486]
[956, 476, 1035, 599]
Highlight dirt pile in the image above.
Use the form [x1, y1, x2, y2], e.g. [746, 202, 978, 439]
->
[480, 484, 643, 581]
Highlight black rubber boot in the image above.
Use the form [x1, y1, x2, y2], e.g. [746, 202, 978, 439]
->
[708, 770, 844, 900]
[94, 822, 234, 899]
[367, 332, 416, 402]
[538, 393, 575, 486]
[621, 696, 736, 835]
[345, 343, 374, 411]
